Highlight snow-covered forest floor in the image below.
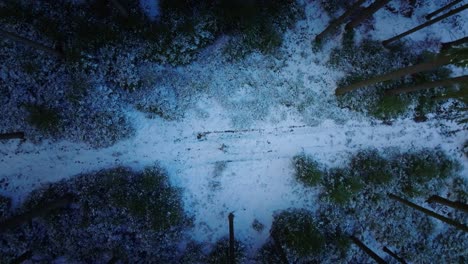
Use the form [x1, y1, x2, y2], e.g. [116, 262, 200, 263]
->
[1, 0, 467, 263]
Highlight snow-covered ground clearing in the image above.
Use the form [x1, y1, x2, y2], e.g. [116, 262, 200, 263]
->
[1, 0, 467, 258]
[1, 107, 466, 250]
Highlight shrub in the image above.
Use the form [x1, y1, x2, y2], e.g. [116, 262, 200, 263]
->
[400, 150, 456, 184]
[4, 166, 189, 262]
[323, 168, 363, 205]
[66, 74, 89, 105]
[252, 219, 265, 232]
[271, 208, 325, 257]
[369, 94, 411, 120]
[256, 241, 286, 264]
[66, 110, 134, 148]
[293, 154, 325, 187]
[178, 241, 207, 264]
[218, 0, 302, 58]
[334, 233, 351, 254]
[320, 0, 352, 17]
[350, 149, 393, 185]
[135, 103, 175, 120]
[0, 195, 11, 219]
[394, 149, 458, 197]
[24, 104, 61, 134]
[81, 111, 135, 147]
[450, 177, 468, 203]
[207, 238, 246, 264]
[93, 166, 186, 231]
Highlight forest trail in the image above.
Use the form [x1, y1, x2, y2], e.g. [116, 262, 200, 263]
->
[1, 111, 465, 247]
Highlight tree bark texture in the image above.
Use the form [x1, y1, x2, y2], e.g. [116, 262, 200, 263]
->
[350, 236, 387, 264]
[425, 0, 464, 20]
[385, 75, 468, 95]
[315, 0, 366, 43]
[382, 4, 468, 46]
[335, 55, 454, 95]
[383, 246, 407, 264]
[426, 195, 468, 213]
[388, 193, 468, 232]
[441, 36, 468, 51]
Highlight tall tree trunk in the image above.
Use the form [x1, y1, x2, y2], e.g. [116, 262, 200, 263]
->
[426, 195, 468, 213]
[382, 246, 407, 264]
[0, 132, 25, 140]
[350, 236, 387, 264]
[0, 29, 64, 58]
[345, 0, 391, 31]
[0, 194, 74, 233]
[385, 75, 468, 95]
[315, 0, 366, 43]
[382, 4, 468, 46]
[388, 193, 468, 232]
[109, 0, 129, 18]
[335, 54, 454, 95]
[425, 0, 464, 20]
[228, 213, 235, 264]
[441, 36, 468, 51]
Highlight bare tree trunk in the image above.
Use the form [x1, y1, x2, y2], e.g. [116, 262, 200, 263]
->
[388, 193, 468, 232]
[228, 213, 235, 264]
[382, 4, 468, 46]
[441, 36, 468, 51]
[345, 0, 391, 31]
[350, 236, 387, 264]
[0, 194, 74, 233]
[425, 0, 464, 20]
[0, 132, 25, 140]
[0, 29, 64, 58]
[427, 195, 468, 213]
[385, 75, 468, 95]
[383, 246, 407, 264]
[335, 54, 454, 95]
[109, 0, 129, 18]
[315, 0, 366, 43]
